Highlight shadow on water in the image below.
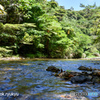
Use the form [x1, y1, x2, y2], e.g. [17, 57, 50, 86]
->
[0, 59, 100, 100]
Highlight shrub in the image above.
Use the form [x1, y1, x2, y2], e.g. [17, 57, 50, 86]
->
[0, 47, 13, 57]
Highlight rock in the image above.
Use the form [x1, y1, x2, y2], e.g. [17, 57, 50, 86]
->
[78, 66, 92, 71]
[70, 72, 81, 76]
[59, 71, 82, 80]
[59, 72, 65, 77]
[59, 72, 74, 80]
[78, 66, 87, 70]
[46, 66, 60, 72]
[54, 73, 59, 76]
[92, 76, 100, 83]
[61, 69, 63, 72]
[71, 75, 88, 83]
[92, 70, 100, 76]
[86, 75, 92, 81]
[94, 63, 100, 65]
[46, 66, 100, 84]
[87, 67, 92, 71]
[38, 63, 43, 65]
[82, 71, 92, 75]
[70, 70, 100, 84]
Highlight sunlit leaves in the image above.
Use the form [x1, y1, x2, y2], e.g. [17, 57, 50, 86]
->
[22, 32, 33, 44]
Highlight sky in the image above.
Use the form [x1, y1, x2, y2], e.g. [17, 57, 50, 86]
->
[47, 0, 100, 11]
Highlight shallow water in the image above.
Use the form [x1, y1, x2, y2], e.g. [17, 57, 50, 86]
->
[0, 59, 100, 100]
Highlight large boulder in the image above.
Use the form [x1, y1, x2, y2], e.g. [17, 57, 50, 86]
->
[70, 75, 92, 84]
[46, 66, 60, 72]
[71, 75, 85, 83]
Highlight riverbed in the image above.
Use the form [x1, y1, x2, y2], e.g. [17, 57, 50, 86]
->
[0, 59, 100, 100]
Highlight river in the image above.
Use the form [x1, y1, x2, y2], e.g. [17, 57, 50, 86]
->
[0, 59, 100, 100]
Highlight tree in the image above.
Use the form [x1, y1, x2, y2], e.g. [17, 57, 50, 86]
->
[0, 4, 7, 23]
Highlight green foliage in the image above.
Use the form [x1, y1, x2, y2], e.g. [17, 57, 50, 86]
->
[66, 70, 71, 72]
[0, 5, 7, 23]
[25, 52, 47, 58]
[49, 0, 58, 8]
[0, 0, 100, 58]
[0, 23, 4, 31]
[0, 23, 36, 46]
[0, 47, 12, 57]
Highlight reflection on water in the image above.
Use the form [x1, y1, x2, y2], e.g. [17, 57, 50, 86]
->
[0, 59, 100, 100]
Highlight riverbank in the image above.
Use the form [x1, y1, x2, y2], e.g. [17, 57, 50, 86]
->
[81, 57, 100, 60]
[0, 57, 25, 61]
[0, 56, 100, 61]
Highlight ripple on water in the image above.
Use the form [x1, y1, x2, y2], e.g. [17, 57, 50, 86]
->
[0, 59, 100, 100]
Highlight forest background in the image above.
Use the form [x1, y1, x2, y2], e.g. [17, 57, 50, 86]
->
[0, 0, 100, 59]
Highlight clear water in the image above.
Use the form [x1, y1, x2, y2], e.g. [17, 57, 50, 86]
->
[0, 59, 100, 100]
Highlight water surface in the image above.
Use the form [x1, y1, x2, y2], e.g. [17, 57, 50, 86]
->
[0, 59, 100, 100]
